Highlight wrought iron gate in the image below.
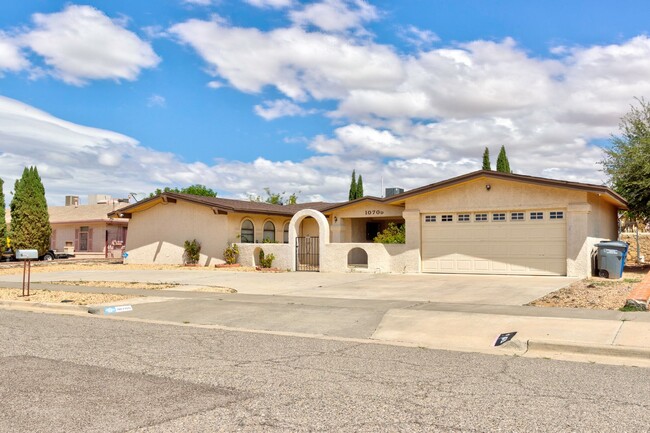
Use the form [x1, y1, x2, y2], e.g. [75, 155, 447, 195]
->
[296, 236, 319, 271]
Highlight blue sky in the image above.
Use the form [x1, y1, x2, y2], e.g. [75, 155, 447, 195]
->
[1, 0, 650, 204]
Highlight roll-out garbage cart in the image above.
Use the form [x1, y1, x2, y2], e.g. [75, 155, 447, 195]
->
[595, 241, 629, 279]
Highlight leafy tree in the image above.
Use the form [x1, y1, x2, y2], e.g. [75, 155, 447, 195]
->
[496, 145, 511, 173]
[349, 170, 357, 201]
[373, 223, 405, 244]
[149, 184, 217, 198]
[602, 98, 650, 219]
[356, 175, 364, 198]
[9, 167, 52, 255]
[0, 178, 6, 251]
[482, 147, 491, 170]
[249, 188, 299, 205]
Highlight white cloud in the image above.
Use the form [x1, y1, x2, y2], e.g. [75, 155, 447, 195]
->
[254, 99, 310, 120]
[0, 32, 28, 72]
[21, 5, 160, 85]
[170, 20, 403, 100]
[147, 94, 166, 108]
[245, 0, 294, 8]
[182, 0, 215, 5]
[289, 0, 378, 32]
[398, 25, 439, 48]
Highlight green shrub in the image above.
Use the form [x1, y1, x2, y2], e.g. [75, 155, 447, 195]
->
[258, 249, 275, 268]
[373, 223, 405, 244]
[223, 244, 239, 264]
[183, 239, 201, 265]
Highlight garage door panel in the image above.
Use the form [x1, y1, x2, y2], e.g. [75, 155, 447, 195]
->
[421, 212, 566, 276]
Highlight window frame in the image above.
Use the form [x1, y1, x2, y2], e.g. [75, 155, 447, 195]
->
[457, 214, 470, 222]
[475, 213, 488, 222]
[263, 221, 275, 243]
[492, 213, 506, 222]
[240, 219, 255, 243]
[511, 212, 525, 221]
[530, 211, 544, 220]
[550, 211, 564, 220]
[441, 214, 453, 222]
[424, 215, 436, 223]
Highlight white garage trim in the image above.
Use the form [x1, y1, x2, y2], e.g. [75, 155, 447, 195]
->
[421, 209, 567, 276]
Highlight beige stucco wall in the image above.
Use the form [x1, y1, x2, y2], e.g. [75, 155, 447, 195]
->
[236, 243, 292, 270]
[402, 177, 620, 278]
[321, 243, 419, 273]
[125, 200, 228, 266]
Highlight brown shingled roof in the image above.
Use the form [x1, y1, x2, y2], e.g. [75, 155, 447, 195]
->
[109, 192, 339, 218]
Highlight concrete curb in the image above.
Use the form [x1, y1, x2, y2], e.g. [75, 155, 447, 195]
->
[0, 299, 89, 313]
[527, 339, 650, 360]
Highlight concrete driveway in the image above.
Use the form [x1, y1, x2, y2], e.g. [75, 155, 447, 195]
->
[1, 269, 576, 306]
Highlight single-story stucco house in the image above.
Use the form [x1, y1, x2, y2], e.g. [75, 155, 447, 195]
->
[110, 170, 627, 277]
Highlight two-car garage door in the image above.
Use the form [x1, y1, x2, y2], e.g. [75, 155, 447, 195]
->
[421, 210, 566, 276]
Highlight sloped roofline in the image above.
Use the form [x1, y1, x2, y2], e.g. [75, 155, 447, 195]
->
[384, 170, 628, 208]
[108, 192, 337, 218]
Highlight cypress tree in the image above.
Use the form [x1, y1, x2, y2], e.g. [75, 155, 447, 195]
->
[10, 167, 52, 255]
[348, 170, 357, 201]
[0, 178, 6, 251]
[482, 147, 491, 170]
[496, 145, 512, 173]
[356, 175, 364, 198]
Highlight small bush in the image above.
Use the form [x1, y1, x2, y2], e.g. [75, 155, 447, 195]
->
[373, 223, 405, 244]
[183, 239, 201, 265]
[223, 244, 239, 264]
[259, 249, 275, 268]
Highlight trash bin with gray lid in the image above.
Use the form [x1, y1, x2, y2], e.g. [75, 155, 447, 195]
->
[595, 241, 629, 279]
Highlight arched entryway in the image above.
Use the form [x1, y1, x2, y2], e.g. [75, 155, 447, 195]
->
[289, 209, 329, 272]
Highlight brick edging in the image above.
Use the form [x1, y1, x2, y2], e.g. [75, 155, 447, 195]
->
[627, 272, 650, 303]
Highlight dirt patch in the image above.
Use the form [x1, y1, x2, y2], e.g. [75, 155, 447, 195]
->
[0, 262, 264, 275]
[49, 281, 180, 290]
[0, 288, 136, 306]
[528, 272, 645, 310]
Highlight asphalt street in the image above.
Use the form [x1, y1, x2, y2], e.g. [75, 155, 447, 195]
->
[0, 310, 648, 432]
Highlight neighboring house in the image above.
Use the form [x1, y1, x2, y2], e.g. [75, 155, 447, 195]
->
[49, 201, 129, 258]
[111, 170, 627, 277]
[6, 195, 130, 258]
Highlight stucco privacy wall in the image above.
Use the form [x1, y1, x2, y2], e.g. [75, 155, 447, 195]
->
[236, 243, 292, 269]
[321, 243, 418, 273]
[402, 177, 600, 277]
[125, 200, 228, 265]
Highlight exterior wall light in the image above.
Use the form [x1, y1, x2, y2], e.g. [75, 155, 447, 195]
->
[485, 184, 491, 191]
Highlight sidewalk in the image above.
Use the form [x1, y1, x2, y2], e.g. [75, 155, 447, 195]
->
[1, 280, 649, 367]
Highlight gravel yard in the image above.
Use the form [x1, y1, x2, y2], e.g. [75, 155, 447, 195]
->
[528, 269, 646, 310]
[0, 288, 136, 305]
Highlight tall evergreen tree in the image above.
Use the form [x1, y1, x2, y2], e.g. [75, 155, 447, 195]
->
[482, 147, 491, 170]
[348, 170, 357, 201]
[356, 175, 364, 198]
[496, 145, 512, 173]
[0, 178, 6, 251]
[10, 167, 52, 255]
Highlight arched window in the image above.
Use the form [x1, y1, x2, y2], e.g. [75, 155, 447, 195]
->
[241, 220, 254, 243]
[263, 221, 275, 243]
[283, 222, 290, 243]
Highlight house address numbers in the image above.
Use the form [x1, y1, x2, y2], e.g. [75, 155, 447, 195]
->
[365, 210, 385, 215]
